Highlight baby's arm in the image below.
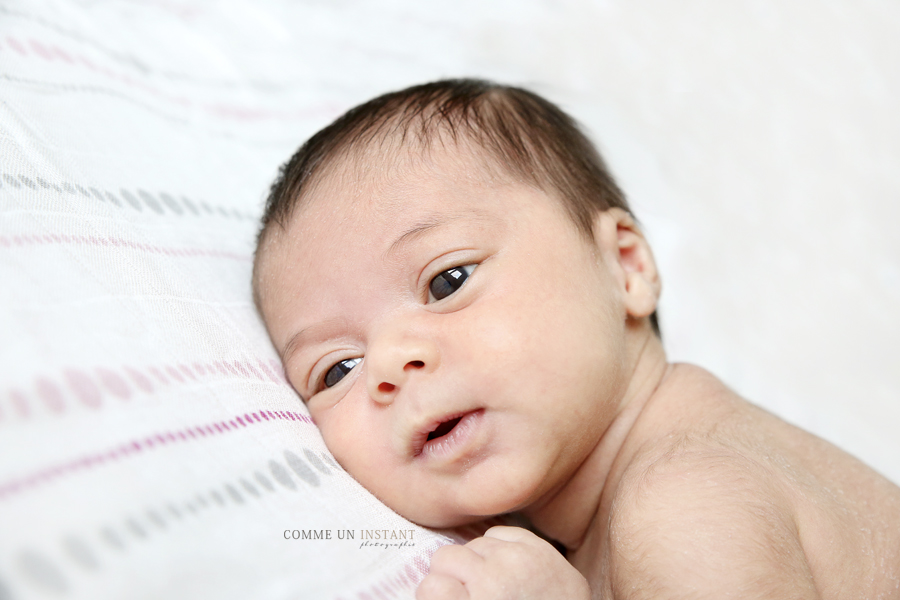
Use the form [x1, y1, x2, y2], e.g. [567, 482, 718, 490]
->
[417, 526, 590, 600]
[609, 451, 821, 599]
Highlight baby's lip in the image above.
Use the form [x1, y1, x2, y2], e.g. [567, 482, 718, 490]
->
[408, 408, 482, 458]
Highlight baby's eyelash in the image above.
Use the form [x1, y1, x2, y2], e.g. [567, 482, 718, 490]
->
[307, 264, 477, 393]
[428, 264, 476, 303]
[320, 357, 361, 391]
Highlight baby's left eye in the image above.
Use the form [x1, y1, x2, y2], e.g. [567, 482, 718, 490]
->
[428, 264, 476, 303]
[323, 358, 361, 389]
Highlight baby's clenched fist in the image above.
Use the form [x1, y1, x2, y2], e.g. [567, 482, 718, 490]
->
[417, 526, 590, 600]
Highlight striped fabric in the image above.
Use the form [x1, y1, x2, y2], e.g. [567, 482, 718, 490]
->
[0, 2, 473, 598]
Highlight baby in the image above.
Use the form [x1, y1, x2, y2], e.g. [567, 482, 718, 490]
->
[252, 79, 900, 599]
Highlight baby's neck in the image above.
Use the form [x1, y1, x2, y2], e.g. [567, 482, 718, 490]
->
[521, 330, 670, 550]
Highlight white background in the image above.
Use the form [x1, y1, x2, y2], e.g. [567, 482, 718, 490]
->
[261, 0, 900, 481]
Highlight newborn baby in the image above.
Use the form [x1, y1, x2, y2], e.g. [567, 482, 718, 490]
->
[253, 79, 900, 599]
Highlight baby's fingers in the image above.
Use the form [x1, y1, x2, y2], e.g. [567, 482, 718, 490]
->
[428, 543, 485, 583]
[416, 572, 468, 600]
[482, 525, 541, 545]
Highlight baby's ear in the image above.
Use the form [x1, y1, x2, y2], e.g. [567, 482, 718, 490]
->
[595, 208, 661, 319]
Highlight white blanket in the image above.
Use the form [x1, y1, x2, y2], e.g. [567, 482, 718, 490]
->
[2, 1, 897, 598]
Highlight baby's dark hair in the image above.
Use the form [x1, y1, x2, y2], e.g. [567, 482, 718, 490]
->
[257, 78, 659, 336]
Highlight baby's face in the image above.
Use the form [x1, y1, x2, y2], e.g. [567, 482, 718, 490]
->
[256, 148, 634, 527]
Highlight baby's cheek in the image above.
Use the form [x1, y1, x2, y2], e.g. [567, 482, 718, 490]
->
[458, 304, 532, 367]
[315, 411, 366, 471]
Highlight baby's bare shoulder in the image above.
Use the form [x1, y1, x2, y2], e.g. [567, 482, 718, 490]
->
[605, 438, 819, 599]
[595, 364, 900, 598]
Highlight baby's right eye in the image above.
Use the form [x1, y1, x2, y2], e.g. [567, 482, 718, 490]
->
[323, 358, 361, 389]
[428, 264, 476, 303]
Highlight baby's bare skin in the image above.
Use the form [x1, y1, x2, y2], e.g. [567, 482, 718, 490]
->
[256, 141, 900, 599]
[423, 344, 900, 599]
[561, 359, 900, 599]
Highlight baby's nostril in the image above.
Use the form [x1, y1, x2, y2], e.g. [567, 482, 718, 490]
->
[406, 360, 425, 370]
[378, 382, 395, 394]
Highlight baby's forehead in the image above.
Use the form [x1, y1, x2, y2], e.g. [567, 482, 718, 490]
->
[320, 133, 522, 198]
[301, 160, 509, 233]
[258, 134, 575, 272]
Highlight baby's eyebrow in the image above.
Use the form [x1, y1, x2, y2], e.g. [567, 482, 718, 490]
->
[386, 214, 457, 257]
[385, 209, 496, 258]
[281, 317, 347, 365]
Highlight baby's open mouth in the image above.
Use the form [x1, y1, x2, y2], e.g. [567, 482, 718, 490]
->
[426, 416, 463, 442]
[412, 409, 484, 458]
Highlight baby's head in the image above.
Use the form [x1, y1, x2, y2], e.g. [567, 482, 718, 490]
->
[253, 79, 662, 528]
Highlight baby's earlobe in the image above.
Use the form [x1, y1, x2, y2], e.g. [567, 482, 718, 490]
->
[623, 273, 659, 318]
[604, 211, 661, 318]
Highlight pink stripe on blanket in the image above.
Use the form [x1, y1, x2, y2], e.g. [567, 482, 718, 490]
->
[0, 410, 313, 501]
[2, 36, 341, 122]
[3, 359, 294, 422]
[340, 543, 441, 600]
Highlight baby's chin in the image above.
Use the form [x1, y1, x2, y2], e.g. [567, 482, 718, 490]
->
[391, 492, 528, 530]
[386, 468, 553, 529]
[403, 508, 503, 531]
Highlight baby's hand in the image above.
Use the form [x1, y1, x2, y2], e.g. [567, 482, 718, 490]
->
[417, 526, 590, 600]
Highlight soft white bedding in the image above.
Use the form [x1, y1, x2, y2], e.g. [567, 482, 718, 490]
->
[1, 1, 896, 598]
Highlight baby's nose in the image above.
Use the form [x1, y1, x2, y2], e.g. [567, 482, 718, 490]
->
[366, 337, 439, 404]
[375, 359, 425, 394]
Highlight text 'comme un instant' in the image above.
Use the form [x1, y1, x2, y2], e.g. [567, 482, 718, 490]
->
[284, 529, 417, 549]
